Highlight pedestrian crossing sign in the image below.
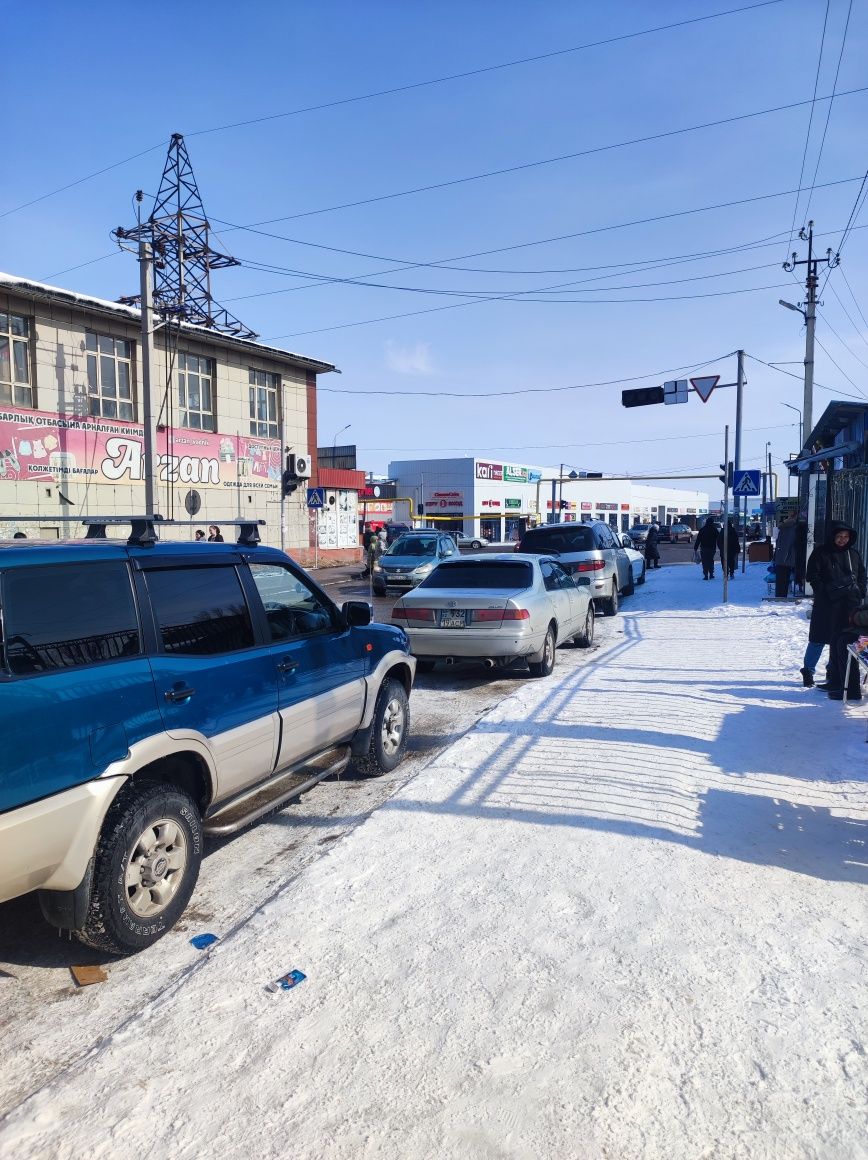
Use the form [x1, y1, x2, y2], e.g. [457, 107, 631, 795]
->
[732, 470, 761, 497]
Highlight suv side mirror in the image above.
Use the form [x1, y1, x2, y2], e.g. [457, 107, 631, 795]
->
[343, 600, 372, 627]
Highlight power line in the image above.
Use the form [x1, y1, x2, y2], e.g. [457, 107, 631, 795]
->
[39, 251, 122, 282]
[218, 86, 868, 230]
[815, 335, 868, 397]
[318, 352, 733, 397]
[0, 0, 789, 224]
[827, 284, 868, 354]
[838, 267, 868, 332]
[746, 350, 867, 401]
[816, 309, 868, 371]
[783, 0, 830, 256]
[802, 0, 854, 222]
[819, 164, 868, 296]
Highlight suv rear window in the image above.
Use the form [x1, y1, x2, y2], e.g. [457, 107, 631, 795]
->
[519, 526, 595, 553]
[420, 561, 533, 589]
[3, 561, 140, 675]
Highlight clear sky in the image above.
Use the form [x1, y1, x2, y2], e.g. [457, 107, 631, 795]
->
[2, 0, 866, 492]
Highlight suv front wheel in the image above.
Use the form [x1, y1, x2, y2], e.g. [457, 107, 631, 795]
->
[354, 678, 409, 777]
[78, 782, 203, 956]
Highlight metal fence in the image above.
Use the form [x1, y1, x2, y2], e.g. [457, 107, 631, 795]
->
[830, 467, 868, 546]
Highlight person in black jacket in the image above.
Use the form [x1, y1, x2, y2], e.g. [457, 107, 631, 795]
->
[695, 516, 719, 580]
[800, 520, 866, 687]
[644, 522, 661, 569]
[717, 517, 740, 579]
[825, 597, 868, 700]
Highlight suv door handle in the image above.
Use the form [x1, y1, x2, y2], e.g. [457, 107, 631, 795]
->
[277, 657, 299, 673]
[165, 685, 196, 703]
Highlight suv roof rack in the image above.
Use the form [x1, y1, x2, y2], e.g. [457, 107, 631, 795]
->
[9, 516, 266, 548]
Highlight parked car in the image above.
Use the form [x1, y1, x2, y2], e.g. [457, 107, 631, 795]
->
[451, 531, 489, 549]
[383, 522, 411, 546]
[628, 524, 651, 545]
[0, 520, 416, 955]
[615, 532, 647, 586]
[514, 520, 632, 615]
[656, 524, 672, 543]
[391, 554, 594, 675]
[372, 532, 457, 595]
[669, 522, 693, 543]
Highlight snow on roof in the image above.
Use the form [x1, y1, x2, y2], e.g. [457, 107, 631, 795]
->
[0, 271, 337, 373]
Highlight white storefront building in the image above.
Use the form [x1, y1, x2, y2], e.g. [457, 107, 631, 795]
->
[389, 457, 708, 541]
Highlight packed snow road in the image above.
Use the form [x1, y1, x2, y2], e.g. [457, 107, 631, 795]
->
[2, 564, 866, 1159]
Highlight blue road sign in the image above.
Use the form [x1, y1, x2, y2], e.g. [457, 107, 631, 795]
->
[732, 469, 761, 497]
[306, 487, 326, 509]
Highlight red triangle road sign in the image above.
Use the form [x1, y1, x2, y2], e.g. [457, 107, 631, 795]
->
[689, 375, 720, 403]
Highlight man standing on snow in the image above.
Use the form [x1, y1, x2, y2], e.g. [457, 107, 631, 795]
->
[800, 520, 866, 687]
[696, 516, 719, 580]
[645, 522, 661, 569]
[773, 515, 798, 597]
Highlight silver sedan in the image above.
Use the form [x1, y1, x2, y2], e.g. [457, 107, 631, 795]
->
[390, 553, 595, 677]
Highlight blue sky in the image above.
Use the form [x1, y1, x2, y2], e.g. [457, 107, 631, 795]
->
[2, 0, 866, 490]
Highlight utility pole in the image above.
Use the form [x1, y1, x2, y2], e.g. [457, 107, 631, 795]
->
[734, 349, 746, 573]
[139, 239, 158, 515]
[783, 221, 839, 443]
[722, 425, 730, 605]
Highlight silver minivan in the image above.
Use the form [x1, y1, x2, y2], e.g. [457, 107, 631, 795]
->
[515, 520, 632, 614]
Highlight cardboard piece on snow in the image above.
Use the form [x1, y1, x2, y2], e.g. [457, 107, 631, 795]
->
[70, 965, 107, 987]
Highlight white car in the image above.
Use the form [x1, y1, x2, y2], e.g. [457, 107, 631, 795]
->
[615, 532, 647, 587]
[452, 531, 489, 549]
[391, 553, 595, 676]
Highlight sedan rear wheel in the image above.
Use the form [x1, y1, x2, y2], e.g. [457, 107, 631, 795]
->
[602, 582, 619, 617]
[529, 625, 556, 678]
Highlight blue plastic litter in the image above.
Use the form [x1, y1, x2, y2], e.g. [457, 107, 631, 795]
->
[190, 933, 219, 950]
[266, 969, 306, 993]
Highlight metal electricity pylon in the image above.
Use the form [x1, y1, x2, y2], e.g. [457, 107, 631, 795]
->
[114, 133, 257, 339]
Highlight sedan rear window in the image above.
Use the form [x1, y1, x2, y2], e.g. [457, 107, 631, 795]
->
[519, 527, 594, 553]
[419, 561, 533, 589]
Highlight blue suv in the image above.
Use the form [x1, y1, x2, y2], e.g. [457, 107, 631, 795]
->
[0, 519, 416, 955]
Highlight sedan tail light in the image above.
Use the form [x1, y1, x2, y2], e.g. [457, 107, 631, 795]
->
[392, 606, 436, 622]
[575, 559, 605, 572]
[501, 608, 531, 621]
[469, 607, 531, 623]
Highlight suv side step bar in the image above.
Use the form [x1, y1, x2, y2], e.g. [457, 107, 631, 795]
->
[203, 746, 351, 836]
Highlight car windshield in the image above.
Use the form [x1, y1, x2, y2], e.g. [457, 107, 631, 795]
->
[519, 527, 594, 553]
[631, 525, 650, 533]
[419, 561, 533, 589]
[389, 535, 437, 557]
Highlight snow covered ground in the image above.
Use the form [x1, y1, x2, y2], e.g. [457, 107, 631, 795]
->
[2, 563, 866, 1160]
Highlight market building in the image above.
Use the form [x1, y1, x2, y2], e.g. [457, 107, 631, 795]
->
[789, 399, 868, 553]
[388, 456, 709, 541]
[0, 273, 354, 564]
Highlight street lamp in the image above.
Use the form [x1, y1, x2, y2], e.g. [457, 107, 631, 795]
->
[332, 423, 351, 462]
[778, 298, 806, 319]
[781, 402, 803, 448]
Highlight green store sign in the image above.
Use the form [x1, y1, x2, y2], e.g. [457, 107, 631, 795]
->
[505, 498, 522, 509]
[503, 465, 528, 483]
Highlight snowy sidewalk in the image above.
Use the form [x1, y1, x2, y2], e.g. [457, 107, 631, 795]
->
[2, 565, 866, 1160]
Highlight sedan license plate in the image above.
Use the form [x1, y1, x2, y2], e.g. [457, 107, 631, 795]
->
[439, 610, 466, 628]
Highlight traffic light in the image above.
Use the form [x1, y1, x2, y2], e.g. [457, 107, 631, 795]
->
[621, 386, 665, 408]
[559, 499, 569, 510]
[282, 470, 298, 497]
[719, 462, 733, 487]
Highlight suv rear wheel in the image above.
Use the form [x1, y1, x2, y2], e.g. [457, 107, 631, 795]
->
[77, 782, 203, 956]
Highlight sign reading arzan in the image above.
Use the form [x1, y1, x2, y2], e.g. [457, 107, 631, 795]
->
[0, 407, 280, 490]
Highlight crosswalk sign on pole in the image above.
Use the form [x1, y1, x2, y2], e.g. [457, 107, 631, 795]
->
[306, 487, 326, 509]
[732, 469, 761, 497]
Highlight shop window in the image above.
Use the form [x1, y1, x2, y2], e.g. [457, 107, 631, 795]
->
[248, 368, 279, 438]
[178, 353, 216, 431]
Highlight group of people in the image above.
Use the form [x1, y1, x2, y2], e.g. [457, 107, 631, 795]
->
[694, 515, 740, 581]
[799, 520, 866, 701]
[194, 525, 224, 542]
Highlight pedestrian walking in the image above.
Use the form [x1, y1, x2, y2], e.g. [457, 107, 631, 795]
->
[772, 515, 797, 597]
[645, 521, 661, 569]
[718, 517, 740, 579]
[361, 523, 376, 578]
[377, 524, 388, 555]
[695, 516, 719, 580]
[207, 525, 224, 542]
[800, 520, 866, 687]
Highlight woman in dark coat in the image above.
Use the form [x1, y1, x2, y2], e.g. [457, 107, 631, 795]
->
[718, 518, 740, 579]
[695, 516, 719, 580]
[800, 521, 866, 686]
[644, 522, 661, 569]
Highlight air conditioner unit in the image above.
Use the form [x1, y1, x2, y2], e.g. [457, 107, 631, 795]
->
[289, 453, 311, 479]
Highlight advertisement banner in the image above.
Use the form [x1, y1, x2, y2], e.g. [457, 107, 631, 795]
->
[0, 407, 281, 490]
[475, 461, 503, 481]
[503, 464, 528, 483]
[426, 490, 464, 511]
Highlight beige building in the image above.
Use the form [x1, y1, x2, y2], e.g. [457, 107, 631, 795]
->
[0, 273, 337, 560]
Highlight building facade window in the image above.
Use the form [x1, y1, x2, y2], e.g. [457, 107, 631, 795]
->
[0, 311, 33, 407]
[248, 368, 280, 438]
[86, 332, 134, 420]
[178, 353, 215, 430]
